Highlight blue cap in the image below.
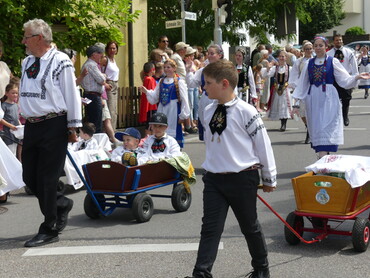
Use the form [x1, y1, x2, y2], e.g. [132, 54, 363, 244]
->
[115, 127, 141, 141]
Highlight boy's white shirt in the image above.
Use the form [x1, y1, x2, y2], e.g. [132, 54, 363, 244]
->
[201, 97, 277, 187]
[137, 133, 182, 165]
[70, 137, 99, 152]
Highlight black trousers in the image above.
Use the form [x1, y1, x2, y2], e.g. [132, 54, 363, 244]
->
[334, 82, 352, 108]
[84, 93, 103, 133]
[22, 115, 70, 235]
[193, 170, 269, 277]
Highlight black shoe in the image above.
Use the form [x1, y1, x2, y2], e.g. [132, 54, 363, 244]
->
[245, 268, 270, 278]
[344, 118, 349, 126]
[185, 127, 198, 134]
[56, 199, 74, 232]
[365, 92, 368, 99]
[0, 192, 9, 203]
[304, 131, 310, 144]
[24, 233, 59, 247]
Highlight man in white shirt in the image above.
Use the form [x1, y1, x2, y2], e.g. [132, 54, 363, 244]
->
[327, 34, 358, 126]
[19, 18, 82, 247]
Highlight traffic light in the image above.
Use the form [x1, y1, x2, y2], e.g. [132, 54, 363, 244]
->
[217, 0, 232, 25]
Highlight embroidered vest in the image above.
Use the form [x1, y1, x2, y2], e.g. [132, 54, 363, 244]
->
[361, 56, 370, 67]
[274, 65, 289, 96]
[159, 77, 181, 106]
[308, 56, 334, 93]
[201, 72, 207, 96]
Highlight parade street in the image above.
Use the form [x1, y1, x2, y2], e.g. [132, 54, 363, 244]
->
[1, 89, 370, 278]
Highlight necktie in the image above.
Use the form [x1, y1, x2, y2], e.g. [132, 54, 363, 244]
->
[334, 49, 344, 62]
[26, 57, 41, 79]
[209, 104, 227, 142]
[78, 141, 86, 150]
[151, 138, 166, 153]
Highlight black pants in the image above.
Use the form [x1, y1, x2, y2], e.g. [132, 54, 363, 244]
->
[84, 93, 103, 133]
[22, 115, 71, 235]
[334, 82, 352, 110]
[193, 171, 269, 277]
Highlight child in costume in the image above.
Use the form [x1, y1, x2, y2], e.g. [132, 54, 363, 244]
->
[111, 127, 145, 165]
[185, 60, 276, 278]
[71, 122, 98, 151]
[64, 122, 109, 189]
[140, 59, 190, 148]
[138, 112, 182, 165]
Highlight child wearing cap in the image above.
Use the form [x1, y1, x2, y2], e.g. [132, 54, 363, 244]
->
[138, 112, 182, 165]
[185, 60, 276, 278]
[111, 127, 145, 164]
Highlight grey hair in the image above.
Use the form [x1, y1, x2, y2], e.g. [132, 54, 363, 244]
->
[23, 18, 53, 43]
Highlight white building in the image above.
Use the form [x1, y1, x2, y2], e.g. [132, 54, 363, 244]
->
[323, 0, 370, 36]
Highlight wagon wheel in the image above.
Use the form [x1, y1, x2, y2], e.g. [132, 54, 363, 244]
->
[132, 193, 154, 223]
[171, 184, 192, 212]
[84, 193, 106, 219]
[352, 217, 370, 252]
[284, 212, 304, 245]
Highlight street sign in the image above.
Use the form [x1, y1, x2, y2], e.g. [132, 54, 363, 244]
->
[165, 19, 182, 29]
[183, 11, 197, 21]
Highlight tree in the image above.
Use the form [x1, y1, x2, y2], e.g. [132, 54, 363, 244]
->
[345, 26, 366, 36]
[0, 0, 141, 74]
[299, 0, 345, 43]
[147, 0, 345, 51]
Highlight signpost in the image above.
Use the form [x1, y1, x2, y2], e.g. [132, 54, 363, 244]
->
[183, 11, 197, 21]
[164, 0, 197, 42]
[165, 20, 182, 29]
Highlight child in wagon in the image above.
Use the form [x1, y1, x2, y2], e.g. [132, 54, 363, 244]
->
[138, 112, 182, 165]
[111, 127, 145, 165]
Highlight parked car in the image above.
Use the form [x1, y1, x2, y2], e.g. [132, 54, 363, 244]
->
[344, 41, 370, 52]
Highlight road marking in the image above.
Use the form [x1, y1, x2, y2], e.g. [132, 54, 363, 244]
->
[22, 242, 224, 257]
[344, 127, 367, 131]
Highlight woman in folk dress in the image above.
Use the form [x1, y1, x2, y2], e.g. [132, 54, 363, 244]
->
[292, 37, 370, 159]
[264, 50, 292, 131]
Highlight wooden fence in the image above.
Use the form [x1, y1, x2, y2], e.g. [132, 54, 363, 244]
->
[117, 86, 143, 129]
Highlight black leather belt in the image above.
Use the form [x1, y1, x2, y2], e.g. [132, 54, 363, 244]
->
[27, 111, 67, 123]
[216, 164, 262, 175]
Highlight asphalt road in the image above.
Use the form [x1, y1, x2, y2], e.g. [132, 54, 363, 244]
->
[1, 89, 369, 278]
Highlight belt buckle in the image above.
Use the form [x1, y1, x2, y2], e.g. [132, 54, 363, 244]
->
[45, 112, 57, 120]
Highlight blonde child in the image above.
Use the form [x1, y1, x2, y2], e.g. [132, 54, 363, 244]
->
[1, 79, 21, 155]
[140, 59, 190, 148]
[111, 127, 145, 164]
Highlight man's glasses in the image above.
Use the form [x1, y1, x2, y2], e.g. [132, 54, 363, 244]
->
[23, 34, 39, 40]
[162, 40, 169, 43]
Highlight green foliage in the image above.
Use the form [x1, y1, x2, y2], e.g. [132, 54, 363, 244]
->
[299, 0, 345, 43]
[147, 0, 338, 52]
[345, 26, 366, 36]
[0, 0, 141, 74]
